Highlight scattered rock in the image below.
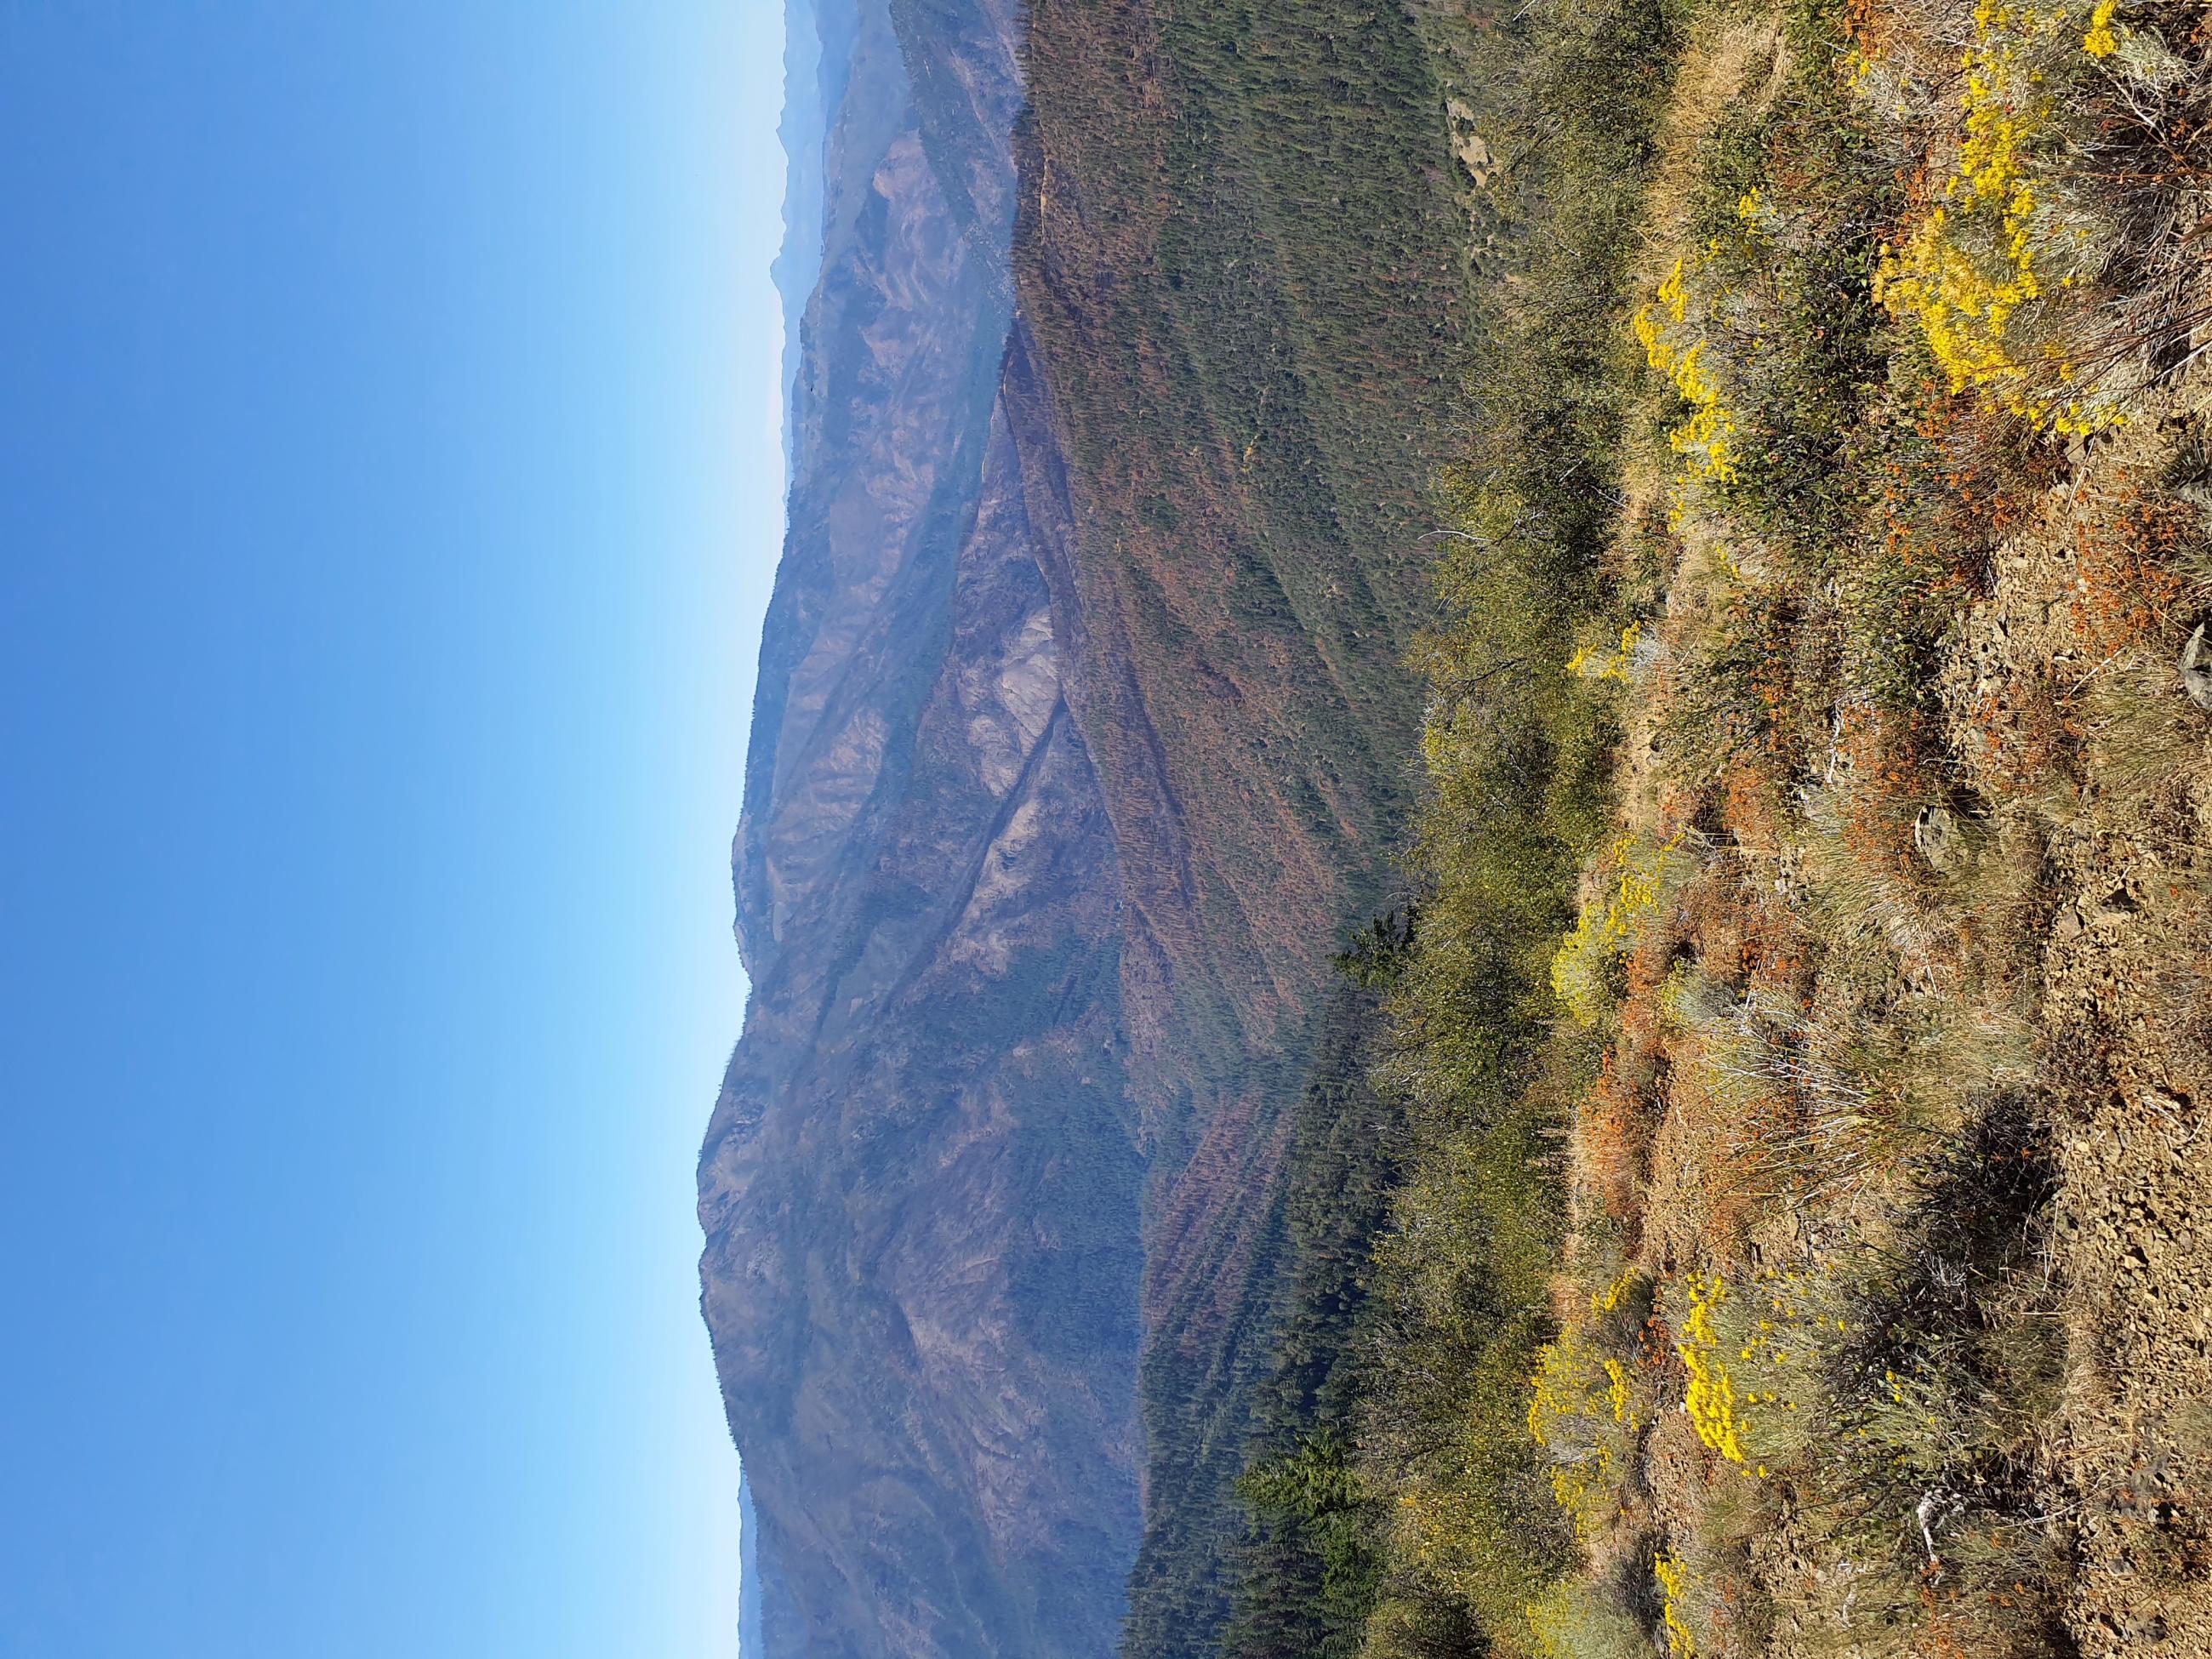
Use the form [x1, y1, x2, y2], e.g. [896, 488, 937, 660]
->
[2181, 623, 2212, 713]
[1913, 804, 1960, 870]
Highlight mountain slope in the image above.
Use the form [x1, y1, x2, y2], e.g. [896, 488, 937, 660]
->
[701, 3, 1480, 1653]
[698, 3, 1142, 1654]
[1010, 4, 1474, 1648]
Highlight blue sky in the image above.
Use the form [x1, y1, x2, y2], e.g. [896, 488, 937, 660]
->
[0, 4, 783, 1653]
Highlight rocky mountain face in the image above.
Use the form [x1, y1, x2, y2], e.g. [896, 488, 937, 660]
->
[699, 3, 1143, 1655]
[700, 1, 1463, 1654]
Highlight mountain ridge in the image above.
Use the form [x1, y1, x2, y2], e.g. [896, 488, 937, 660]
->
[701, 4, 1143, 1653]
[703, 2, 1474, 1652]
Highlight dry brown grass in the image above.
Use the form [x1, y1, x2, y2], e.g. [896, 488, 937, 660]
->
[1514, 2, 2212, 1655]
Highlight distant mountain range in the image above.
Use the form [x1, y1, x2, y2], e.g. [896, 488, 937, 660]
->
[698, 2, 1468, 1653]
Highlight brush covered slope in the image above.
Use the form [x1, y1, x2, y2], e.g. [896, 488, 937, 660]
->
[698, 0, 1479, 1654]
[1218, 3, 2212, 1657]
[1011, 2, 1477, 1650]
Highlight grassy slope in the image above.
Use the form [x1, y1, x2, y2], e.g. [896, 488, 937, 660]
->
[1505, 7, 2212, 1652]
[1229, 1, 2212, 1656]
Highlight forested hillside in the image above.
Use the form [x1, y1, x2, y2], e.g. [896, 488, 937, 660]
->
[1010, 3, 1482, 1651]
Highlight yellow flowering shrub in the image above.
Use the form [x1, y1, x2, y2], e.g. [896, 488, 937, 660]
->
[1671, 1265, 1846, 1475]
[1874, 1, 2124, 433]
[1552, 834, 1688, 1023]
[2082, 0, 2119, 54]
[1653, 1551, 1698, 1657]
[1635, 255, 1739, 482]
[1674, 1273, 1747, 1463]
[1527, 1274, 1645, 1542]
[1567, 621, 1643, 682]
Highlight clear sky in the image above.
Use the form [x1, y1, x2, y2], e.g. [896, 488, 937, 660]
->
[0, 3, 783, 1654]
